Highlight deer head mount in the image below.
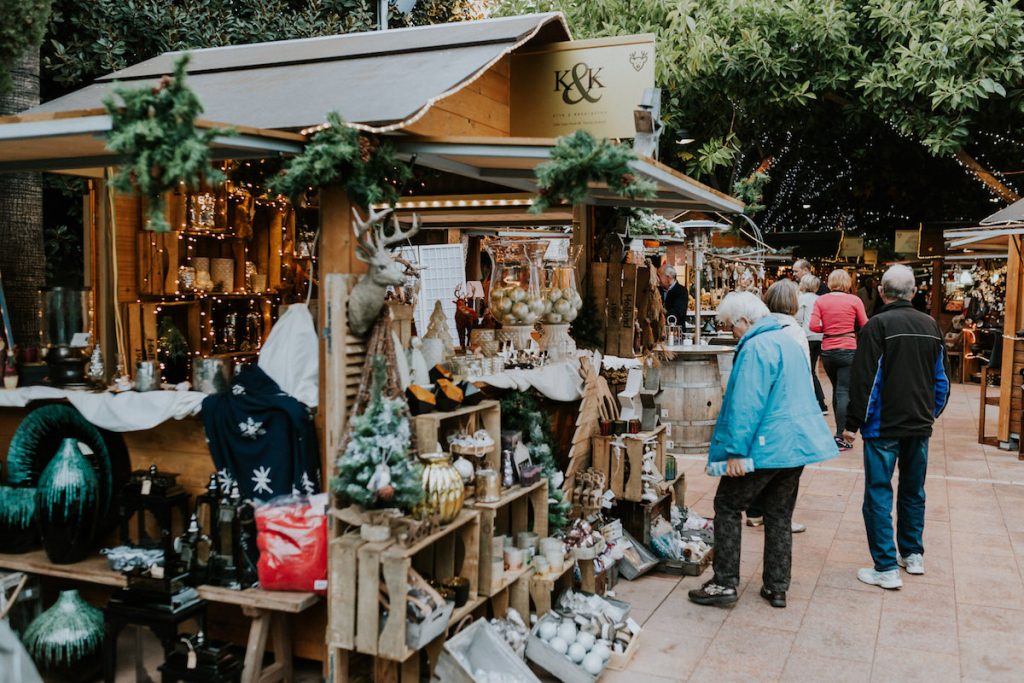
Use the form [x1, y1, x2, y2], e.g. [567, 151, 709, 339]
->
[348, 207, 421, 336]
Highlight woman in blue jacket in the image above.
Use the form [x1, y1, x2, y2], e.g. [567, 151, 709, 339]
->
[689, 292, 838, 608]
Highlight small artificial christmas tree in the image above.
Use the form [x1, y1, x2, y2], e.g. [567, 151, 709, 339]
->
[425, 300, 455, 357]
[334, 356, 424, 511]
[500, 391, 572, 532]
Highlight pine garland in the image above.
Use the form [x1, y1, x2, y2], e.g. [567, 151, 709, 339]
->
[269, 112, 411, 209]
[104, 55, 230, 232]
[500, 391, 572, 532]
[333, 356, 424, 512]
[733, 171, 771, 216]
[530, 131, 657, 214]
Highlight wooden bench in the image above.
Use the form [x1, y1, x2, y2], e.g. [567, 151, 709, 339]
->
[0, 550, 318, 683]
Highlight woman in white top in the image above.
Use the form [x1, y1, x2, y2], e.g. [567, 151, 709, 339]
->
[795, 274, 827, 413]
[763, 279, 810, 364]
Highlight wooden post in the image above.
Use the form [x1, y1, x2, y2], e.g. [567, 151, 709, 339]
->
[930, 259, 942, 321]
[93, 178, 118, 383]
[999, 235, 1024, 441]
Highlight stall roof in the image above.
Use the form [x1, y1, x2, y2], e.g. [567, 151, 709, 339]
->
[392, 137, 745, 214]
[6, 13, 568, 133]
[944, 199, 1024, 254]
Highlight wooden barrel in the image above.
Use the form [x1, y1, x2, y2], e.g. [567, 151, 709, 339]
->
[660, 349, 728, 454]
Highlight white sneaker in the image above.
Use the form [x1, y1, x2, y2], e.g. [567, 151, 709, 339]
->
[897, 553, 924, 575]
[791, 522, 807, 534]
[857, 568, 902, 590]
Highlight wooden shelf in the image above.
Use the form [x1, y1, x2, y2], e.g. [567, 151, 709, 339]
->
[487, 564, 532, 597]
[448, 595, 486, 629]
[470, 479, 545, 511]
[0, 551, 317, 613]
[0, 550, 124, 587]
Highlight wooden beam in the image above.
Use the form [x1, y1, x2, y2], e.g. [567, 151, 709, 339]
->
[998, 235, 1023, 441]
[930, 259, 942, 321]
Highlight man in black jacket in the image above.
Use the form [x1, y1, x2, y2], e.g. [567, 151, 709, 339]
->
[659, 264, 688, 330]
[842, 264, 950, 590]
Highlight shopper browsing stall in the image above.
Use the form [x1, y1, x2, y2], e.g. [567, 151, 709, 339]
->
[689, 292, 837, 608]
[810, 270, 868, 451]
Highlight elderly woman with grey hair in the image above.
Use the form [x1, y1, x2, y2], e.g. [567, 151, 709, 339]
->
[689, 292, 837, 608]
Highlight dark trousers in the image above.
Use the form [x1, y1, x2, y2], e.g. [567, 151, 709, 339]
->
[863, 436, 929, 572]
[712, 467, 804, 592]
[821, 348, 855, 437]
[809, 340, 826, 409]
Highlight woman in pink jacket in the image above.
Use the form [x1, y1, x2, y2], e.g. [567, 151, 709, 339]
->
[810, 270, 868, 450]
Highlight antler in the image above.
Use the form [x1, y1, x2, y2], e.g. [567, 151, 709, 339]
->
[380, 213, 420, 248]
[351, 206, 393, 258]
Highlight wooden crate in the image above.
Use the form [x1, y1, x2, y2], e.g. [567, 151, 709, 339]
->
[122, 300, 202, 374]
[528, 558, 575, 617]
[469, 480, 548, 597]
[591, 426, 666, 502]
[412, 401, 501, 474]
[335, 509, 483, 662]
[486, 566, 533, 620]
[610, 494, 671, 548]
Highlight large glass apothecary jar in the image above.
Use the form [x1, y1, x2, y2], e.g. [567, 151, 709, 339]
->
[485, 239, 549, 327]
[541, 244, 583, 324]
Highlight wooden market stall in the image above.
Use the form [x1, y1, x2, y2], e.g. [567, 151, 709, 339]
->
[0, 12, 745, 683]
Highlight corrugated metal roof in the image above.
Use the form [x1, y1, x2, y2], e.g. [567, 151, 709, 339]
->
[19, 13, 569, 133]
[980, 197, 1024, 226]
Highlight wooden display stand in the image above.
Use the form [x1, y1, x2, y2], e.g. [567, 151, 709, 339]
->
[327, 510, 483, 681]
[528, 558, 575, 617]
[469, 480, 548, 597]
[591, 425, 666, 502]
[412, 401, 501, 473]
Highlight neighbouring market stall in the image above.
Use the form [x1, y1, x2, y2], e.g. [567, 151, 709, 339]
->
[0, 13, 745, 683]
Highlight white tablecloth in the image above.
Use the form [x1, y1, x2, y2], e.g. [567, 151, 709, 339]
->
[0, 386, 206, 432]
[475, 359, 584, 402]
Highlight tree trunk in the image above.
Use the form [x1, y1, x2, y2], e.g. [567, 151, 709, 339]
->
[955, 148, 1021, 204]
[0, 49, 45, 348]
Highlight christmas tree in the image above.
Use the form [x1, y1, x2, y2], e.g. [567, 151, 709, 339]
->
[334, 356, 424, 511]
[500, 391, 573, 532]
[425, 300, 455, 357]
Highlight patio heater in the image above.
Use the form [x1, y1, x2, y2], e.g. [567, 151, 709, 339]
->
[677, 221, 730, 345]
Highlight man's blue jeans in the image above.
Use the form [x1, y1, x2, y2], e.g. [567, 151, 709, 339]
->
[862, 436, 929, 572]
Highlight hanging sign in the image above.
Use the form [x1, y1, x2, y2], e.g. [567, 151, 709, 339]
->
[863, 248, 878, 265]
[895, 229, 920, 255]
[839, 236, 864, 258]
[510, 35, 656, 138]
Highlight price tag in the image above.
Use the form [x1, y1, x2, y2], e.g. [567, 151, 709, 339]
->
[666, 441, 675, 449]
[186, 650, 197, 670]
[660, 408, 668, 417]
[141, 479, 152, 495]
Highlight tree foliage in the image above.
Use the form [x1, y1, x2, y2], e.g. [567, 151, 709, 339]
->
[0, 0, 50, 93]
[494, 0, 1024, 233]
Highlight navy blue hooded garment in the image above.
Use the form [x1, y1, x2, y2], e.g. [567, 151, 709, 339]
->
[201, 364, 320, 501]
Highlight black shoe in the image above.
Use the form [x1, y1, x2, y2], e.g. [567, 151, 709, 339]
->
[760, 586, 787, 608]
[688, 581, 738, 606]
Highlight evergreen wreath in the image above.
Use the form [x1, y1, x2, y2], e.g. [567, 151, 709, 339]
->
[333, 356, 424, 512]
[499, 391, 572, 532]
[104, 55, 231, 232]
[530, 131, 658, 214]
[269, 112, 411, 209]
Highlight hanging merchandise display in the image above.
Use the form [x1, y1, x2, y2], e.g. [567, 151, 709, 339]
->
[21, 590, 104, 679]
[35, 439, 101, 565]
[202, 364, 321, 501]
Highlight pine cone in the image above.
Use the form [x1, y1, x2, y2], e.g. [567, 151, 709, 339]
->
[621, 173, 636, 186]
[358, 135, 377, 163]
[376, 484, 395, 502]
[159, 75, 174, 90]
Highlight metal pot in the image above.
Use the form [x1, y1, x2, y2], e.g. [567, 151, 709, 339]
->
[192, 358, 232, 394]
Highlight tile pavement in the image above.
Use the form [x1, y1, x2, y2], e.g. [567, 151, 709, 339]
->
[609, 379, 1024, 682]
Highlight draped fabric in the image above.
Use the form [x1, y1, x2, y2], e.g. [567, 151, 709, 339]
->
[201, 365, 320, 501]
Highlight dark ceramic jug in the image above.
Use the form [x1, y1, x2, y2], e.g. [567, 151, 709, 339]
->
[35, 439, 100, 564]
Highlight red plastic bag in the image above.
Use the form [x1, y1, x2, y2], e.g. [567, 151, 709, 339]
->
[255, 495, 327, 594]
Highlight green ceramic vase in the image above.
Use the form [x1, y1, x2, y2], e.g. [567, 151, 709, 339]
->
[22, 589, 104, 680]
[0, 485, 38, 553]
[35, 439, 100, 564]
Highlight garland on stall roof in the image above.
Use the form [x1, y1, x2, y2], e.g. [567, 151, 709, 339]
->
[500, 391, 572, 532]
[269, 112, 412, 209]
[104, 54, 232, 232]
[530, 131, 658, 214]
